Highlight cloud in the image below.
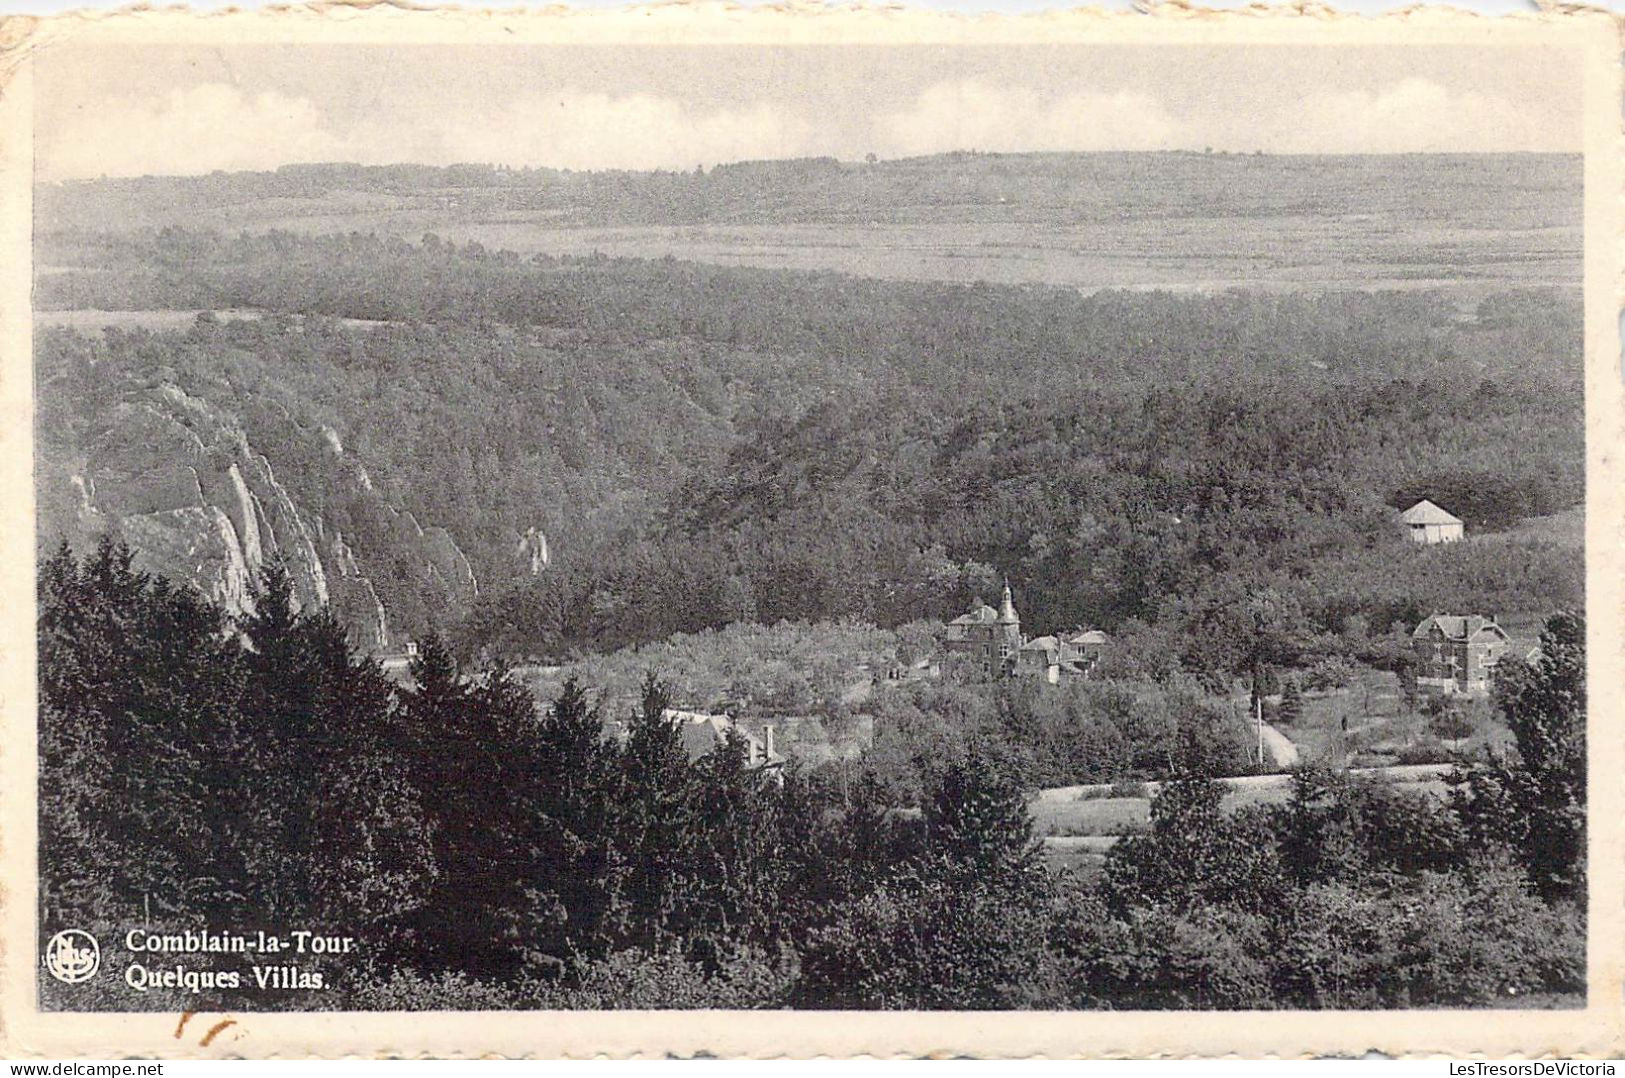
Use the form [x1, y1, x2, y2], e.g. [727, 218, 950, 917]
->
[38, 84, 353, 181]
[874, 81, 1182, 157]
[1269, 77, 1576, 154]
[36, 74, 1576, 183]
[871, 77, 1574, 159]
[436, 92, 822, 172]
[37, 83, 826, 181]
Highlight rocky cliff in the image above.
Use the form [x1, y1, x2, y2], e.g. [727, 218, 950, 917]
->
[39, 377, 476, 651]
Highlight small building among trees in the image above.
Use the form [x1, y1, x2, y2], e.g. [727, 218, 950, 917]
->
[943, 582, 1023, 679]
[666, 708, 786, 778]
[1411, 614, 1509, 696]
[1015, 628, 1111, 684]
[1401, 499, 1465, 544]
[944, 581, 1110, 683]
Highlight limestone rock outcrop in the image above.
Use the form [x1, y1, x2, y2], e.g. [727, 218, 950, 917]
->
[40, 379, 475, 652]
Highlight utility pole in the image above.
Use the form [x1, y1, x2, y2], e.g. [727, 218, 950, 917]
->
[1256, 696, 1265, 768]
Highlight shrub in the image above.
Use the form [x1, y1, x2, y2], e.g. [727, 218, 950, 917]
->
[1063, 902, 1275, 1010]
[1391, 739, 1457, 766]
[1304, 657, 1358, 693]
[535, 944, 799, 1010]
[795, 871, 1060, 1009]
[1395, 863, 1585, 1006]
[1429, 708, 1476, 742]
[1269, 881, 1410, 1008]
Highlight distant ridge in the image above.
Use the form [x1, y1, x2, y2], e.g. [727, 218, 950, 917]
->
[36, 151, 1581, 297]
[40, 148, 1583, 190]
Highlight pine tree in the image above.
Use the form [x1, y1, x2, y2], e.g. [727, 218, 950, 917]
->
[527, 678, 620, 965]
[611, 672, 698, 950]
[398, 634, 544, 976]
[1278, 678, 1304, 725]
[39, 540, 247, 930]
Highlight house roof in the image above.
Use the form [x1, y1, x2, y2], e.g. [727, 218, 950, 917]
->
[1400, 499, 1463, 526]
[949, 603, 1000, 626]
[667, 709, 785, 768]
[1020, 635, 1059, 652]
[1066, 629, 1111, 646]
[671, 711, 733, 762]
[1413, 615, 1509, 643]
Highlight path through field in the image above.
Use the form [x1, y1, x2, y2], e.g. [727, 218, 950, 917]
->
[1259, 720, 1299, 768]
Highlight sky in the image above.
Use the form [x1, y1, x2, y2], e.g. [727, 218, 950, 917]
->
[32, 42, 1584, 181]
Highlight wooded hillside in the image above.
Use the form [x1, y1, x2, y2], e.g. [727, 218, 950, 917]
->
[37, 231, 1582, 661]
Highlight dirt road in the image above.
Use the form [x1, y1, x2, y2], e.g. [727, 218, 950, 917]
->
[1258, 720, 1299, 768]
[1033, 762, 1454, 805]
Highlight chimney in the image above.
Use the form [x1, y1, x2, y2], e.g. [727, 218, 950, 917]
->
[763, 724, 775, 761]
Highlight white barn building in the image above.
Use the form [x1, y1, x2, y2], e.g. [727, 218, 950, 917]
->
[1400, 499, 1464, 544]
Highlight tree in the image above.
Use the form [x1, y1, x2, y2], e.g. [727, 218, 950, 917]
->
[1304, 656, 1357, 693]
[924, 753, 1043, 885]
[1278, 679, 1304, 725]
[1102, 772, 1283, 916]
[524, 678, 620, 968]
[609, 673, 700, 951]
[1450, 611, 1585, 900]
[396, 635, 545, 976]
[796, 754, 1060, 1009]
[1494, 611, 1585, 897]
[1429, 706, 1475, 743]
[1278, 766, 1367, 885]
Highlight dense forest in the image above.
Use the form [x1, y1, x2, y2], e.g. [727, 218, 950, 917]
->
[37, 230, 1584, 669]
[40, 545, 1586, 1010]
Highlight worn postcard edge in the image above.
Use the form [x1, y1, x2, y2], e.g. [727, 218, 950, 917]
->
[0, 4, 1621, 1059]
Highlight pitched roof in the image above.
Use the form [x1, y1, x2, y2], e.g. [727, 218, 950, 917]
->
[1020, 635, 1059, 653]
[667, 709, 785, 768]
[671, 711, 733, 762]
[949, 603, 999, 626]
[1066, 629, 1111, 646]
[1400, 499, 1463, 526]
[1413, 615, 1508, 642]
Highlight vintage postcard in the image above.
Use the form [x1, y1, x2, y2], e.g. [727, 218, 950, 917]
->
[0, 3, 1622, 1059]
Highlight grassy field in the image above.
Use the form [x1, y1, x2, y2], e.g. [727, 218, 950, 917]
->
[1271, 651, 1537, 767]
[1486, 507, 1584, 552]
[1036, 762, 1459, 881]
[1033, 797, 1150, 840]
[1042, 849, 1101, 878]
[34, 308, 394, 332]
[1271, 667, 1407, 763]
[33, 308, 253, 331]
[1033, 766, 1452, 879]
[37, 152, 1580, 298]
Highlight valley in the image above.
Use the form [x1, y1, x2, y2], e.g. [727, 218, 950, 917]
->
[35, 150, 1589, 1011]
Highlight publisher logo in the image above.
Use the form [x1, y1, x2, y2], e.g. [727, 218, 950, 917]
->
[45, 929, 100, 984]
